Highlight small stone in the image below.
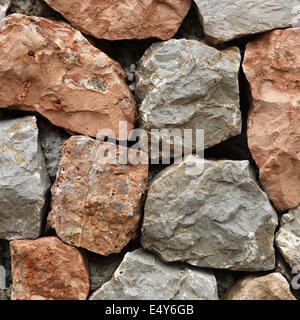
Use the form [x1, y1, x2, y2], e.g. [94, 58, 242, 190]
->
[10, 237, 89, 300]
[90, 249, 219, 300]
[0, 116, 50, 240]
[88, 252, 124, 293]
[223, 273, 296, 300]
[194, 0, 300, 43]
[38, 118, 69, 182]
[243, 28, 300, 211]
[0, 14, 137, 139]
[135, 39, 241, 157]
[48, 136, 148, 255]
[276, 206, 300, 269]
[141, 156, 278, 271]
[44, 0, 192, 40]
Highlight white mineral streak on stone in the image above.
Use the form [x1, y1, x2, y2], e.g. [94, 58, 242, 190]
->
[141, 156, 278, 271]
[276, 206, 300, 268]
[89, 249, 219, 300]
[194, 0, 300, 43]
[0, 0, 11, 28]
[135, 39, 241, 156]
[0, 116, 50, 240]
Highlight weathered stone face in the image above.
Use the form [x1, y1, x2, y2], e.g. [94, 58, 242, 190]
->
[48, 136, 148, 255]
[44, 0, 192, 40]
[10, 237, 89, 300]
[135, 39, 241, 157]
[223, 273, 296, 300]
[141, 156, 278, 271]
[0, 116, 50, 240]
[0, 14, 137, 139]
[194, 0, 300, 43]
[0, 0, 11, 17]
[243, 28, 300, 212]
[90, 249, 219, 300]
[276, 206, 300, 269]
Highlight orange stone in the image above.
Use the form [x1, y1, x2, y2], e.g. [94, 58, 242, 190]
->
[44, 0, 192, 40]
[10, 237, 89, 300]
[243, 28, 300, 211]
[48, 136, 148, 255]
[0, 14, 137, 139]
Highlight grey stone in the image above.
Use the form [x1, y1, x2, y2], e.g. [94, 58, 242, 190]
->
[0, 116, 50, 240]
[88, 252, 124, 293]
[0, 0, 11, 17]
[0, 285, 11, 300]
[9, 0, 53, 17]
[276, 206, 300, 269]
[194, 0, 300, 43]
[135, 39, 241, 157]
[90, 249, 219, 300]
[141, 156, 278, 271]
[0, 263, 5, 289]
[38, 118, 69, 182]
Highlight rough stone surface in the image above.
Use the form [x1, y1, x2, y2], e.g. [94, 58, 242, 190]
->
[90, 249, 219, 300]
[243, 28, 300, 211]
[276, 206, 300, 269]
[88, 252, 124, 292]
[223, 273, 296, 300]
[10, 237, 89, 300]
[0, 116, 50, 240]
[9, 0, 53, 17]
[141, 156, 278, 271]
[194, 0, 300, 43]
[48, 136, 148, 255]
[0, 14, 137, 139]
[44, 0, 192, 40]
[38, 118, 69, 182]
[0, 0, 11, 18]
[135, 39, 241, 156]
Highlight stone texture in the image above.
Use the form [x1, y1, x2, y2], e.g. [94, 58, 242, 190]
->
[194, 0, 300, 43]
[38, 118, 69, 182]
[276, 206, 300, 269]
[48, 136, 148, 255]
[10, 237, 89, 300]
[0, 116, 50, 240]
[88, 252, 124, 293]
[9, 0, 53, 17]
[141, 156, 278, 271]
[44, 0, 192, 40]
[243, 28, 300, 211]
[223, 273, 296, 300]
[90, 249, 219, 300]
[0, 14, 137, 139]
[135, 39, 241, 157]
[0, 0, 11, 18]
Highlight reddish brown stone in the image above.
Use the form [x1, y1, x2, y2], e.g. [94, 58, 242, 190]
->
[48, 136, 148, 255]
[0, 14, 137, 139]
[243, 28, 300, 211]
[44, 0, 192, 40]
[223, 273, 296, 300]
[10, 237, 89, 300]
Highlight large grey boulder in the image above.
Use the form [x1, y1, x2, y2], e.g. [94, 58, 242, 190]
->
[141, 156, 278, 271]
[135, 39, 241, 157]
[194, 0, 300, 43]
[0, 116, 50, 240]
[90, 249, 219, 300]
[276, 206, 300, 269]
